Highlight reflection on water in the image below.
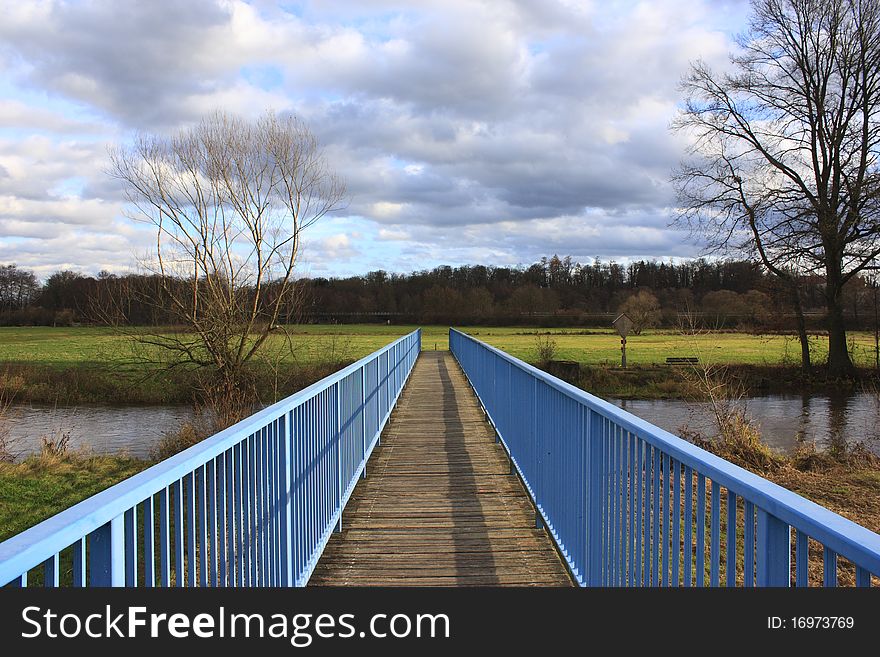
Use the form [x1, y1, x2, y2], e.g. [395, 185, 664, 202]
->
[5, 404, 194, 460]
[6, 392, 880, 460]
[609, 392, 880, 455]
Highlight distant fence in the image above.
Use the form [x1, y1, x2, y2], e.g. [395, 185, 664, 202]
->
[0, 329, 421, 587]
[450, 328, 880, 586]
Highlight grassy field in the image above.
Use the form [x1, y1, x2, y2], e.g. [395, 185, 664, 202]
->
[0, 324, 877, 404]
[1, 324, 878, 367]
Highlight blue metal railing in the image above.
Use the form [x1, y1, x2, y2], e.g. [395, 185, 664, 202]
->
[0, 329, 421, 587]
[450, 328, 880, 587]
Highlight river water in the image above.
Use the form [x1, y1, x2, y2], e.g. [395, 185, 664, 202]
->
[5, 392, 880, 460]
[608, 392, 880, 455]
[3, 404, 194, 460]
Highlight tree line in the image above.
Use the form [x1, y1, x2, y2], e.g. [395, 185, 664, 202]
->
[2, 255, 875, 331]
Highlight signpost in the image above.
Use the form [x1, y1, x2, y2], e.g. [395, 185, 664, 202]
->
[612, 313, 633, 369]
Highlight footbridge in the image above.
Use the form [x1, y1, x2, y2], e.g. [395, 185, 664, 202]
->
[1, 329, 878, 587]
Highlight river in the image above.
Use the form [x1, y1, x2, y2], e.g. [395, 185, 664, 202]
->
[4, 391, 879, 460]
[608, 392, 880, 455]
[3, 404, 194, 460]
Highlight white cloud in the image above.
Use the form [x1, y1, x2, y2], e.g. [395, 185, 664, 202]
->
[0, 0, 750, 276]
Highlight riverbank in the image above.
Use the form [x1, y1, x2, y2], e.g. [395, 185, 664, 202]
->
[0, 360, 349, 405]
[3, 358, 877, 407]
[0, 453, 148, 543]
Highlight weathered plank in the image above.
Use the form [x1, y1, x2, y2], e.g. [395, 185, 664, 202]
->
[310, 351, 572, 587]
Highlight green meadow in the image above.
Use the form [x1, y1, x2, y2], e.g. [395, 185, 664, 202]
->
[0, 323, 876, 369]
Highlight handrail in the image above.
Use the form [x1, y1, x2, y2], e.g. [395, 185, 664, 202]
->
[450, 328, 880, 587]
[0, 329, 421, 587]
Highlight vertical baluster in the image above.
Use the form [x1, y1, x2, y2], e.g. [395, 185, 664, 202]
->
[652, 447, 660, 586]
[335, 380, 343, 534]
[710, 481, 720, 587]
[636, 438, 644, 586]
[275, 423, 284, 586]
[587, 409, 603, 586]
[855, 567, 871, 587]
[42, 554, 59, 587]
[361, 366, 367, 478]
[72, 537, 86, 587]
[124, 505, 137, 586]
[823, 548, 837, 588]
[173, 479, 184, 587]
[225, 448, 236, 586]
[254, 431, 269, 586]
[218, 452, 227, 587]
[159, 487, 170, 587]
[795, 530, 808, 587]
[726, 490, 736, 587]
[744, 501, 755, 587]
[185, 473, 196, 587]
[756, 509, 790, 587]
[293, 401, 308, 586]
[617, 427, 625, 586]
[269, 425, 278, 585]
[608, 420, 618, 586]
[672, 460, 681, 587]
[207, 461, 217, 587]
[662, 453, 670, 587]
[242, 437, 251, 587]
[89, 516, 124, 586]
[143, 496, 155, 587]
[235, 442, 245, 585]
[696, 474, 705, 587]
[199, 465, 208, 587]
[282, 414, 293, 587]
[600, 419, 608, 584]
[683, 466, 693, 587]
[263, 429, 272, 586]
[628, 433, 636, 588]
[251, 434, 260, 586]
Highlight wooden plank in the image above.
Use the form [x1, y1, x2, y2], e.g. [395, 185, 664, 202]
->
[311, 351, 573, 587]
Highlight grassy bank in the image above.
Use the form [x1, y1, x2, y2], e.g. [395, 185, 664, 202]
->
[565, 362, 878, 399]
[0, 453, 148, 543]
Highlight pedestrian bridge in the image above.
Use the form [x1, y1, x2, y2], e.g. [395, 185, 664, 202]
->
[1, 329, 878, 587]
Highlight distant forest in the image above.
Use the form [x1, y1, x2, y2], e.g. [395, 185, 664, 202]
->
[1, 255, 877, 330]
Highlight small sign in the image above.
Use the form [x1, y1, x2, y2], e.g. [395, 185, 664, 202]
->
[612, 313, 633, 338]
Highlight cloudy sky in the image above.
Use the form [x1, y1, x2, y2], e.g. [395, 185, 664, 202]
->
[0, 0, 749, 279]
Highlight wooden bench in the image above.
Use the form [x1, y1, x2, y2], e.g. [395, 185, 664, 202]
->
[665, 357, 699, 365]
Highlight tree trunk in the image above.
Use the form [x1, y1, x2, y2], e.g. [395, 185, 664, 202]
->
[789, 281, 811, 373]
[825, 281, 854, 377]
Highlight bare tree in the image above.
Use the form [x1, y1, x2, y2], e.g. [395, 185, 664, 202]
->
[110, 111, 346, 407]
[673, 0, 880, 376]
[618, 289, 661, 335]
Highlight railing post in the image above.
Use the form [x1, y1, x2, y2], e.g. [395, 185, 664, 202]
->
[376, 354, 381, 446]
[361, 366, 367, 479]
[90, 515, 124, 587]
[586, 409, 604, 586]
[281, 412, 293, 586]
[533, 377, 543, 529]
[756, 509, 790, 586]
[335, 381, 343, 533]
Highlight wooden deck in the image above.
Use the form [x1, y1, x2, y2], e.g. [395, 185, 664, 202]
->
[310, 351, 573, 586]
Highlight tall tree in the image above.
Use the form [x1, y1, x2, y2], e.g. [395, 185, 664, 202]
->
[110, 111, 345, 406]
[673, 0, 880, 375]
